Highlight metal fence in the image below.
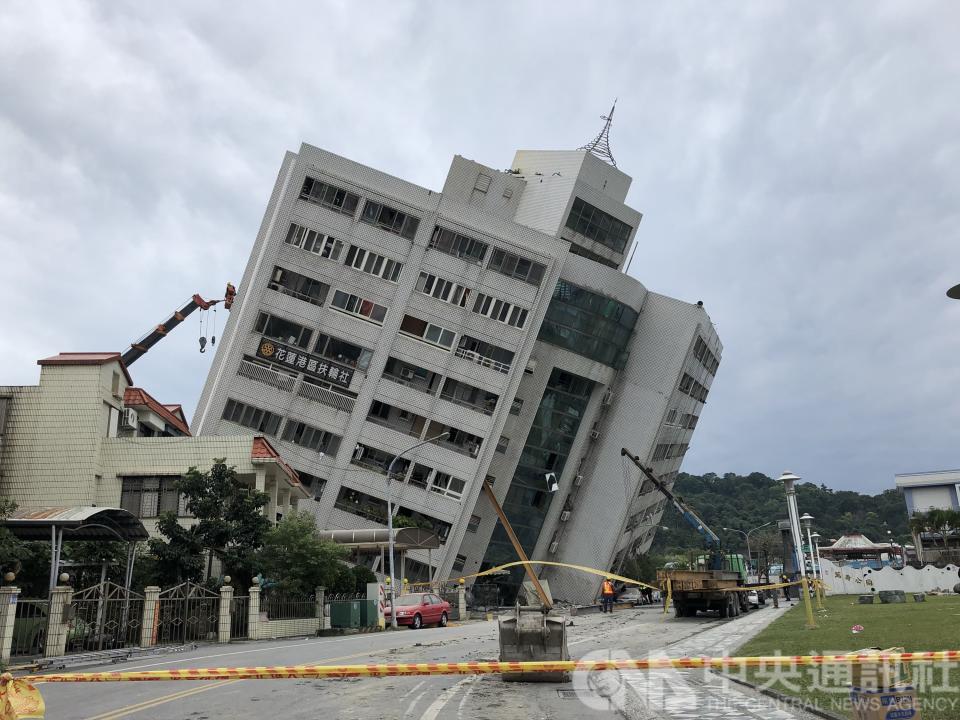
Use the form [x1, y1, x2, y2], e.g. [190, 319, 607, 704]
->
[262, 593, 316, 620]
[68, 583, 144, 654]
[230, 595, 249, 639]
[155, 582, 220, 645]
[11, 599, 49, 658]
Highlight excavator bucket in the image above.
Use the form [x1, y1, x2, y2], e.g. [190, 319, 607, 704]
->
[498, 581, 570, 682]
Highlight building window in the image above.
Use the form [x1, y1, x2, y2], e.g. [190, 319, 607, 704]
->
[509, 397, 524, 415]
[335, 486, 389, 524]
[678, 373, 708, 403]
[268, 266, 330, 307]
[429, 226, 488, 263]
[330, 290, 387, 324]
[351, 443, 410, 478]
[284, 223, 343, 260]
[429, 472, 466, 500]
[314, 333, 373, 371]
[344, 245, 403, 282]
[496, 436, 509, 453]
[455, 336, 514, 373]
[281, 419, 341, 454]
[440, 378, 498, 415]
[382, 357, 441, 393]
[296, 470, 327, 500]
[694, 337, 720, 376]
[300, 176, 360, 216]
[120, 476, 186, 518]
[222, 398, 281, 435]
[472, 293, 528, 329]
[452, 554, 467, 572]
[564, 197, 633, 253]
[467, 515, 481, 533]
[360, 199, 420, 239]
[399, 314, 455, 349]
[538, 280, 639, 369]
[665, 408, 678, 426]
[487, 248, 546, 286]
[416, 272, 470, 307]
[255, 312, 313, 349]
[568, 242, 618, 268]
[681, 413, 699, 430]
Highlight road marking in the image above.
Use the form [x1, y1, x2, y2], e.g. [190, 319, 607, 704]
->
[84, 680, 238, 720]
[78, 648, 389, 719]
[418, 676, 476, 720]
[456, 676, 477, 719]
[404, 690, 428, 717]
[118, 636, 355, 670]
[401, 680, 426, 700]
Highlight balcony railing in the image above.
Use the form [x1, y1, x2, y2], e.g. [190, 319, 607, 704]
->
[297, 380, 356, 413]
[238, 359, 296, 392]
[381, 371, 437, 395]
[439, 391, 495, 416]
[431, 436, 480, 458]
[366, 415, 423, 439]
[454, 347, 510, 374]
[334, 502, 387, 525]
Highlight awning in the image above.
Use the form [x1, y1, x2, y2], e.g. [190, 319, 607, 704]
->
[317, 527, 440, 551]
[3, 506, 149, 542]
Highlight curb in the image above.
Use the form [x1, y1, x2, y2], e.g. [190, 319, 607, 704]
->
[710, 669, 846, 720]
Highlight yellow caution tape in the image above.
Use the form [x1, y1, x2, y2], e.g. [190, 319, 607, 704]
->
[452, 560, 661, 592]
[0, 674, 44, 720]
[21, 651, 960, 683]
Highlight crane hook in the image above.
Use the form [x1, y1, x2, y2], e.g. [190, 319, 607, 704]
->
[199, 336, 207, 353]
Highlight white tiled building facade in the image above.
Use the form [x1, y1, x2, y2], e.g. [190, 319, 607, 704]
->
[0, 353, 307, 536]
[193, 143, 722, 604]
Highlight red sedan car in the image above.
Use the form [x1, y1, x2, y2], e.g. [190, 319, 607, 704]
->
[385, 593, 450, 629]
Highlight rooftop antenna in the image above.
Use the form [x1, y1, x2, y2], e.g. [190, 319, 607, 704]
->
[578, 99, 617, 167]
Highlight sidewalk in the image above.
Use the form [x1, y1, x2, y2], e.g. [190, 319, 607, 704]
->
[603, 605, 822, 720]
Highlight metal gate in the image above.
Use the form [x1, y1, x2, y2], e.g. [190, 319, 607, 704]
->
[11, 599, 50, 658]
[69, 582, 144, 653]
[155, 582, 220, 645]
[230, 595, 249, 640]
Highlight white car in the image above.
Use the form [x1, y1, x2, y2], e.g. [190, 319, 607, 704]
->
[746, 590, 760, 607]
[618, 588, 644, 605]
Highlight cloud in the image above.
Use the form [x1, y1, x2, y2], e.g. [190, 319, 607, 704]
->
[1, 1, 957, 493]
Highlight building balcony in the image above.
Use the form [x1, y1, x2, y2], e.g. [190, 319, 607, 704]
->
[297, 379, 356, 413]
[454, 347, 511, 374]
[238, 359, 296, 392]
[365, 414, 423, 439]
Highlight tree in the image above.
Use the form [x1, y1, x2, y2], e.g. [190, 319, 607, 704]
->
[149, 460, 271, 586]
[256, 512, 347, 594]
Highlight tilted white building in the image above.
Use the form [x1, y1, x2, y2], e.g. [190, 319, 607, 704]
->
[192, 134, 722, 603]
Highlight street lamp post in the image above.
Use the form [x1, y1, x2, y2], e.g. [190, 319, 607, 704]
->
[800, 513, 816, 581]
[810, 532, 823, 577]
[723, 521, 774, 577]
[386, 432, 449, 628]
[779, 471, 816, 628]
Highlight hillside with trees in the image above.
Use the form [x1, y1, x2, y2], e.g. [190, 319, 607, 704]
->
[649, 471, 910, 559]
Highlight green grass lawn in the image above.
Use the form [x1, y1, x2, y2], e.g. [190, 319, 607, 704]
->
[732, 594, 960, 719]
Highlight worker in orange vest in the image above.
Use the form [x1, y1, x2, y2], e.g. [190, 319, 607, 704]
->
[600, 578, 617, 613]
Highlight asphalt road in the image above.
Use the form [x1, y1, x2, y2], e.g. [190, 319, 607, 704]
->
[34, 605, 804, 720]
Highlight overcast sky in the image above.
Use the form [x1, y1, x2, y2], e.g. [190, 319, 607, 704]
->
[1, 2, 957, 494]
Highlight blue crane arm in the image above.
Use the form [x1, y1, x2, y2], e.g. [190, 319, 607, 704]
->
[620, 448, 723, 548]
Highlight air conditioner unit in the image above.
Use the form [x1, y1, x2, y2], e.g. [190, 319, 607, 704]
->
[560, 510, 571, 522]
[400, 367, 415, 380]
[601, 390, 614, 406]
[120, 408, 138, 430]
[574, 474, 584, 487]
[590, 429, 601, 440]
[549, 541, 560, 554]
[524, 358, 537, 375]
